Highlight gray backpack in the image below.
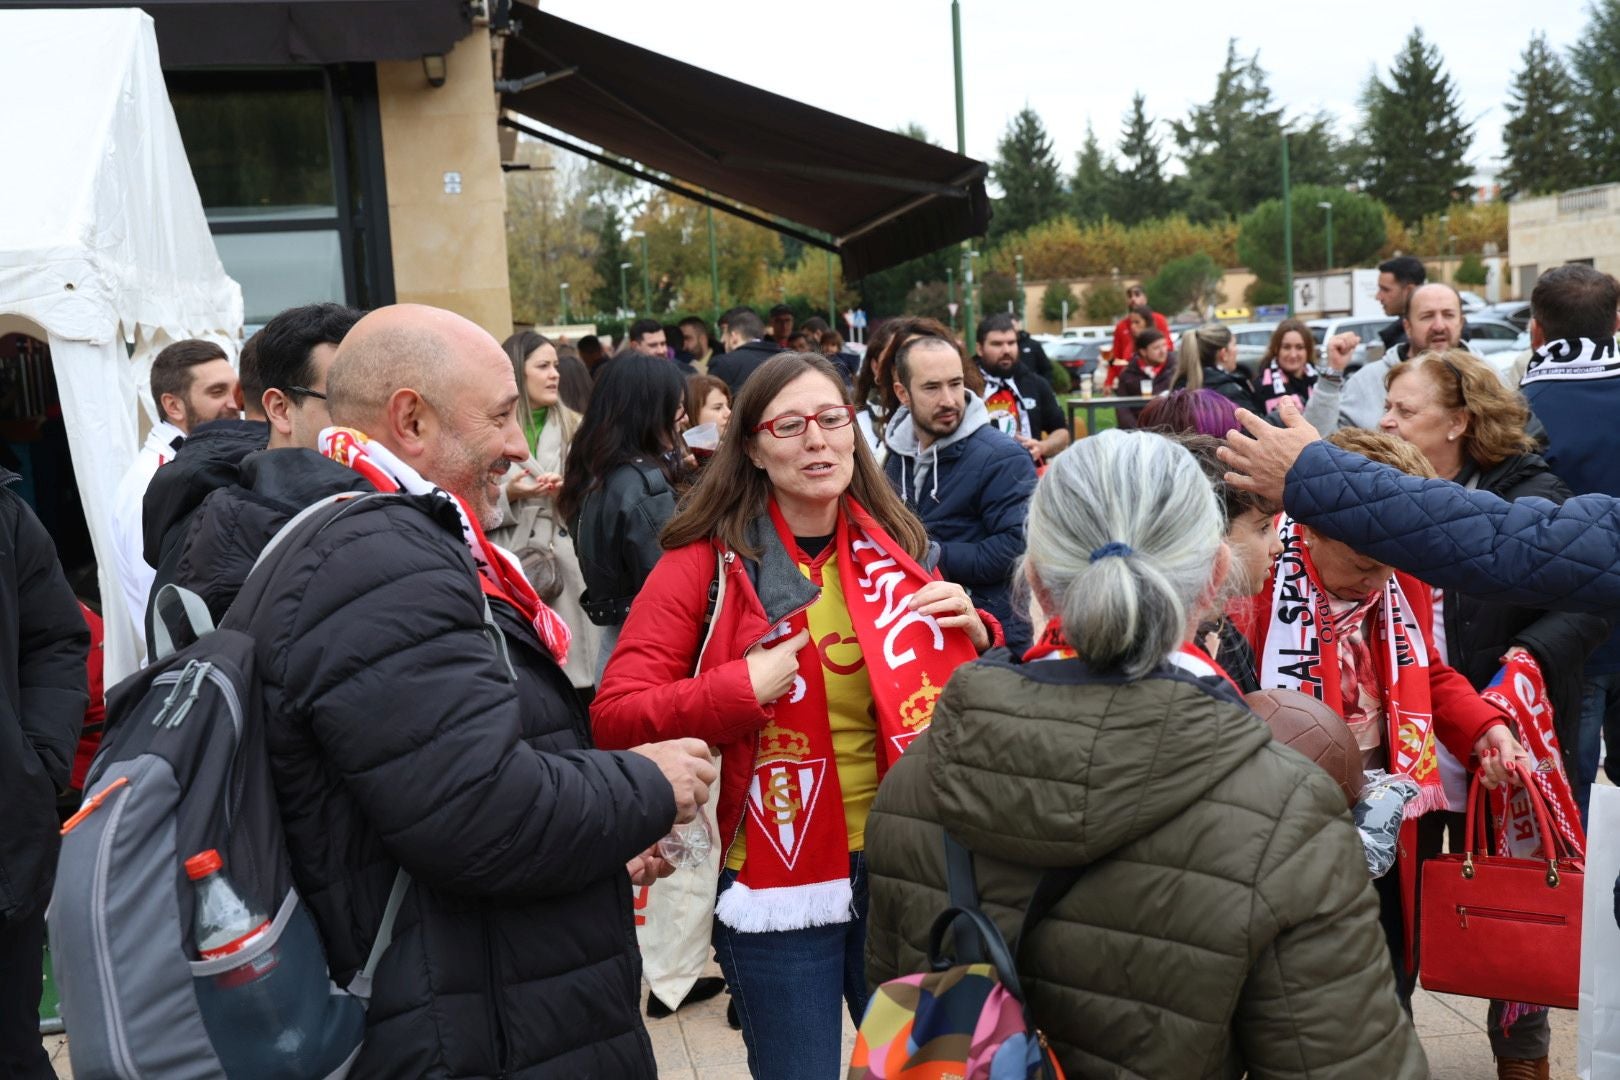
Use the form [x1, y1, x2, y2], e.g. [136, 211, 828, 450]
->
[49, 494, 407, 1079]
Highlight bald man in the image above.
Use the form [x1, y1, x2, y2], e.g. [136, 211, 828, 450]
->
[1303, 282, 1486, 431]
[233, 304, 714, 1079]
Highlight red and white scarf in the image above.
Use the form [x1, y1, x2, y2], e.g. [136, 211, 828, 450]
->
[713, 498, 979, 933]
[1252, 517, 1447, 818]
[1023, 617, 1243, 694]
[318, 427, 571, 665]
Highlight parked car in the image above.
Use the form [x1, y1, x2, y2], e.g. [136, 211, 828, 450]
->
[1458, 290, 1488, 314]
[1479, 300, 1532, 331]
[1048, 337, 1107, 379]
[1226, 321, 1287, 379]
[1059, 325, 1114, 341]
[1464, 316, 1525, 356]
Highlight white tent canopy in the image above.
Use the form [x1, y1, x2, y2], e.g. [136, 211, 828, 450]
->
[0, 8, 242, 684]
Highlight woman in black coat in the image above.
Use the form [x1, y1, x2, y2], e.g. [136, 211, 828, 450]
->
[1175, 323, 1258, 412]
[1379, 349, 1607, 1075]
[558, 353, 690, 681]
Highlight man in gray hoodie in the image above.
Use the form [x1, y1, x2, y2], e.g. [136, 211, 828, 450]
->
[882, 336, 1038, 653]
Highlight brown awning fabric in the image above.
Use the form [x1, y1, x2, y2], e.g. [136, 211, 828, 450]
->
[13, 1, 473, 67]
[500, 6, 991, 279]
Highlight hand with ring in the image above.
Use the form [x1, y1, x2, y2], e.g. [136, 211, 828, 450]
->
[907, 580, 990, 652]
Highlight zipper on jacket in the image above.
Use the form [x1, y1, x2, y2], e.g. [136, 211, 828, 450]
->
[1456, 905, 1566, 929]
[92, 781, 139, 1078]
[481, 916, 510, 1077]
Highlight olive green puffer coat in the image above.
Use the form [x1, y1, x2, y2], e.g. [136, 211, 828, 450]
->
[864, 659, 1426, 1079]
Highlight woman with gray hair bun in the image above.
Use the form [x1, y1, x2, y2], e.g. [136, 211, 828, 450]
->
[863, 429, 1425, 1079]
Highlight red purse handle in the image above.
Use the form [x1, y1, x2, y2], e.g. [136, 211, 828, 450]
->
[1462, 762, 1565, 888]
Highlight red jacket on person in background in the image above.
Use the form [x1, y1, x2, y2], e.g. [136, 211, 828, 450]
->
[70, 602, 105, 794]
[591, 528, 1001, 852]
[1106, 310, 1172, 389]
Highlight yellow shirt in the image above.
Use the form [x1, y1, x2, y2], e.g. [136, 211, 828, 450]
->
[725, 550, 878, 870]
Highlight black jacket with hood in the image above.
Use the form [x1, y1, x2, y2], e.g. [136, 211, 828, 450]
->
[140, 419, 268, 648]
[882, 395, 1038, 654]
[170, 448, 374, 626]
[242, 490, 674, 1078]
[1444, 452, 1609, 778]
[0, 470, 89, 919]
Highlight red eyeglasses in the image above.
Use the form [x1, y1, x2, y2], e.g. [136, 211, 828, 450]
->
[751, 405, 857, 439]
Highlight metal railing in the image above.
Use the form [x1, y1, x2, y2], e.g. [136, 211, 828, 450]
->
[1557, 186, 1612, 215]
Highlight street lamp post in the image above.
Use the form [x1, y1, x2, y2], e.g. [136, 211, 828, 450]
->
[1014, 253, 1025, 322]
[618, 261, 632, 316]
[1281, 134, 1293, 316]
[1316, 201, 1334, 270]
[630, 230, 650, 312]
[964, 249, 979, 348]
[559, 282, 570, 324]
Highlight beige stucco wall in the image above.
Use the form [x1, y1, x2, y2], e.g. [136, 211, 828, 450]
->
[1020, 268, 1258, 333]
[1509, 185, 1620, 290]
[376, 29, 513, 340]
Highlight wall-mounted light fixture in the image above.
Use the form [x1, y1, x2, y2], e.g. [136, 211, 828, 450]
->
[422, 54, 448, 88]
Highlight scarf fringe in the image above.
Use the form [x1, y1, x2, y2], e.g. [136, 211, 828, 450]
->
[1404, 782, 1451, 820]
[714, 878, 854, 933]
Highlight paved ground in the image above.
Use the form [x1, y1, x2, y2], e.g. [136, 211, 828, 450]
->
[36, 968, 1582, 1078]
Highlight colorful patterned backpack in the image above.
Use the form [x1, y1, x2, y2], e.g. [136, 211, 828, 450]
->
[849, 832, 1083, 1080]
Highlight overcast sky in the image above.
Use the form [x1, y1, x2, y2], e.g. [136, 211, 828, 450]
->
[542, 0, 1589, 186]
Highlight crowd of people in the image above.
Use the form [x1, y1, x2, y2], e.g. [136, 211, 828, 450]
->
[2, 256, 1618, 1080]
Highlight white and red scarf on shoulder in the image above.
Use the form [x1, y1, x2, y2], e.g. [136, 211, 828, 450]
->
[1252, 516, 1446, 818]
[318, 427, 571, 664]
[714, 498, 979, 933]
[1023, 617, 1242, 693]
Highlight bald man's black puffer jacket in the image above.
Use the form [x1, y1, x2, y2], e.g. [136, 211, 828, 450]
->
[239, 491, 674, 1078]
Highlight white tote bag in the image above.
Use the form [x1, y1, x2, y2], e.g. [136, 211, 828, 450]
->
[635, 553, 727, 1011]
[1578, 785, 1620, 1078]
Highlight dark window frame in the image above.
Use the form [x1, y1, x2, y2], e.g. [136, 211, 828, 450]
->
[164, 62, 395, 316]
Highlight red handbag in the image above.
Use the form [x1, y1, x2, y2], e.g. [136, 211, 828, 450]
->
[1419, 766, 1585, 1008]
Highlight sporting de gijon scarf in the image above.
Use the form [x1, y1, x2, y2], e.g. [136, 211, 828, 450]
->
[318, 427, 572, 664]
[1023, 617, 1242, 693]
[1253, 516, 1446, 817]
[713, 497, 979, 933]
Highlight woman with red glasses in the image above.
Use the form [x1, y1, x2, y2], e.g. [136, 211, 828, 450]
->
[592, 352, 997, 1080]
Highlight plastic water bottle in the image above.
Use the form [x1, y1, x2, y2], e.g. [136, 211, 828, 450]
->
[657, 820, 714, 870]
[187, 850, 270, 963]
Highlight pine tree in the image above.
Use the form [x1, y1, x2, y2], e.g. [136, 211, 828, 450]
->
[1501, 33, 1583, 198]
[1171, 43, 1344, 223]
[1113, 93, 1173, 225]
[588, 205, 633, 315]
[1570, 0, 1620, 185]
[1070, 124, 1116, 224]
[989, 107, 1063, 240]
[1355, 29, 1474, 223]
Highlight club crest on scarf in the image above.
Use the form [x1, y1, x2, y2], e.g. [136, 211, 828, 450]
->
[745, 721, 828, 872]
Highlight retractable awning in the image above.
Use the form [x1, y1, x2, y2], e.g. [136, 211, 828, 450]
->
[6, 1, 474, 66]
[499, 6, 991, 279]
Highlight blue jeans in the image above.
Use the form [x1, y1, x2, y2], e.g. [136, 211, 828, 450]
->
[1576, 673, 1620, 825]
[713, 853, 869, 1080]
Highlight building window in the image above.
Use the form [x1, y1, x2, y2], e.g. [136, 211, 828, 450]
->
[165, 66, 393, 326]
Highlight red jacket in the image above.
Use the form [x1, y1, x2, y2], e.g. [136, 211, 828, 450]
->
[592, 530, 1002, 852]
[71, 603, 105, 793]
[1106, 311, 1171, 388]
[1233, 570, 1505, 967]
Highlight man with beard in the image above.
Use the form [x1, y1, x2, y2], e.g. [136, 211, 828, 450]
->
[1306, 282, 1484, 431]
[975, 313, 1070, 464]
[883, 335, 1037, 653]
[239, 303, 715, 1078]
[110, 339, 239, 650]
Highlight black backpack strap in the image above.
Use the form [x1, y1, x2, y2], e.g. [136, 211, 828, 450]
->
[1015, 863, 1087, 963]
[942, 830, 985, 964]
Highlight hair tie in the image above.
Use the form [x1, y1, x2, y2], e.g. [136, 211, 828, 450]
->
[1090, 542, 1133, 562]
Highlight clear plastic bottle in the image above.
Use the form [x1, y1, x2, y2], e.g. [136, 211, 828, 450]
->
[186, 849, 269, 960]
[657, 820, 714, 870]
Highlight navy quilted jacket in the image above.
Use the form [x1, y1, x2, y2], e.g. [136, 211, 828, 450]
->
[1285, 442, 1620, 614]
